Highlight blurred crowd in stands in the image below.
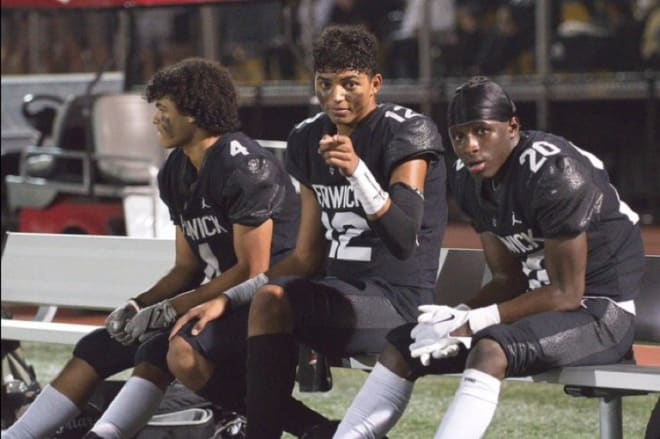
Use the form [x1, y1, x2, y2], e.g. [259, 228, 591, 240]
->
[1, 0, 659, 83]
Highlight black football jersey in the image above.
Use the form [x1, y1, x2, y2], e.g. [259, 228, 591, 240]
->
[450, 130, 645, 301]
[286, 103, 447, 296]
[158, 132, 300, 280]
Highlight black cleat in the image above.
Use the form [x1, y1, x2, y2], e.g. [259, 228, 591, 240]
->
[300, 420, 390, 439]
[300, 420, 340, 439]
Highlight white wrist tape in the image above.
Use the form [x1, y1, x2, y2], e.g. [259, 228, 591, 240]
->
[224, 273, 269, 306]
[127, 299, 141, 312]
[468, 304, 501, 333]
[347, 159, 389, 215]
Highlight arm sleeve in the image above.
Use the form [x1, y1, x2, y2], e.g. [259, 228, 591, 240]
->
[532, 156, 603, 238]
[368, 182, 425, 260]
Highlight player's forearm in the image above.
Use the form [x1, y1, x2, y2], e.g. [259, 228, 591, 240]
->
[135, 264, 204, 306]
[368, 183, 424, 260]
[467, 275, 526, 309]
[169, 264, 253, 314]
[497, 283, 584, 323]
[266, 248, 325, 280]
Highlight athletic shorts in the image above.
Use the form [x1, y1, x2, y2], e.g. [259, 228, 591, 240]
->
[270, 276, 423, 359]
[165, 304, 251, 409]
[174, 304, 250, 377]
[73, 327, 169, 378]
[387, 297, 635, 379]
[75, 312, 247, 379]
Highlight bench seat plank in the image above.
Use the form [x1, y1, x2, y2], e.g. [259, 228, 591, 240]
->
[530, 364, 660, 392]
[1, 319, 100, 345]
[1, 233, 174, 310]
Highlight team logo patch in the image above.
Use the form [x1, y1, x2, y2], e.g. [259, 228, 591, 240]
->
[246, 158, 260, 173]
[512, 212, 522, 226]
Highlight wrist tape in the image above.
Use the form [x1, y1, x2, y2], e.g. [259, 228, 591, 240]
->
[224, 273, 269, 306]
[128, 298, 142, 311]
[468, 304, 501, 333]
[347, 159, 389, 215]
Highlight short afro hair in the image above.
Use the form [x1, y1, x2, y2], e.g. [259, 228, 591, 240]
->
[313, 25, 379, 75]
[145, 57, 240, 135]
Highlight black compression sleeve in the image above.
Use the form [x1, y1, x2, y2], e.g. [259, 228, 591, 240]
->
[369, 182, 425, 260]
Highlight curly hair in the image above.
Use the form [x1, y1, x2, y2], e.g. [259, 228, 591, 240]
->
[313, 25, 379, 75]
[144, 58, 240, 135]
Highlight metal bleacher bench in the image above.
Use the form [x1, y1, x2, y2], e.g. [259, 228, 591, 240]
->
[1, 232, 659, 439]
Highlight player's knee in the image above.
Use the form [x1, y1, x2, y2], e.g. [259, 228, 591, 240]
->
[385, 324, 415, 360]
[167, 336, 197, 379]
[72, 328, 113, 373]
[248, 284, 292, 334]
[466, 338, 507, 379]
[379, 342, 414, 377]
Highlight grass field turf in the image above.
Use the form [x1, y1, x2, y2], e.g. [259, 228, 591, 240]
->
[20, 341, 657, 438]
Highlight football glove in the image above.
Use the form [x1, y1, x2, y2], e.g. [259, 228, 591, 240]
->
[410, 304, 471, 342]
[409, 336, 464, 366]
[119, 300, 177, 345]
[413, 303, 501, 337]
[105, 300, 140, 340]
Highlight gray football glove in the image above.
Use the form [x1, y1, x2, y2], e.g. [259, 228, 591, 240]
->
[119, 300, 177, 345]
[105, 300, 140, 340]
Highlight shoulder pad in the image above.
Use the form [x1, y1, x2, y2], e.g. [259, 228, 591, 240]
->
[383, 114, 444, 173]
[292, 111, 326, 134]
[285, 115, 326, 185]
[531, 155, 603, 237]
[223, 156, 288, 226]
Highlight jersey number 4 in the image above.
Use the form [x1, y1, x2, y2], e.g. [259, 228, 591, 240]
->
[198, 242, 222, 279]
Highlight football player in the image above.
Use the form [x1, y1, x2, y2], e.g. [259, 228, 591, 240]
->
[333, 76, 645, 438]
[169, 25, 448, 438]
[3, 58, 302, 439]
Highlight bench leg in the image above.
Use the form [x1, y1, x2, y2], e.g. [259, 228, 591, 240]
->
[600, 396, 622, 439]
[34, 305, 58, 322]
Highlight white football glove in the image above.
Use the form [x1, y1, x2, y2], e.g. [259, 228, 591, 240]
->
[410, 304, 471, 341]
[409, 336, 464, 366]
[119, 300, 177, 345]
[408, 304, 471, 366]
[105, 300, 140, 340]
[409, 303, 501, 365]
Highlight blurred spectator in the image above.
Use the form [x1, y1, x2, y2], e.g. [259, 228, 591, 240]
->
[640, 2, 660, 68]
[126, 7, 196, 85]
[297, 0, 402, 39]
[551, 0, 611, 72]
[551, 0, 644, 72]
[219, 2, 284, 84]
[297, 0, 335, 48]
[386, 0, 457, 79]
[361, 0, 406, 42]
[444, 1, 489, 76]
[1, 11, 30, 74]
[327, 0, 363, 26]
[471, 1, 535, 75]
[296, 0, 402, 76]
[134, 8, 178, 79]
